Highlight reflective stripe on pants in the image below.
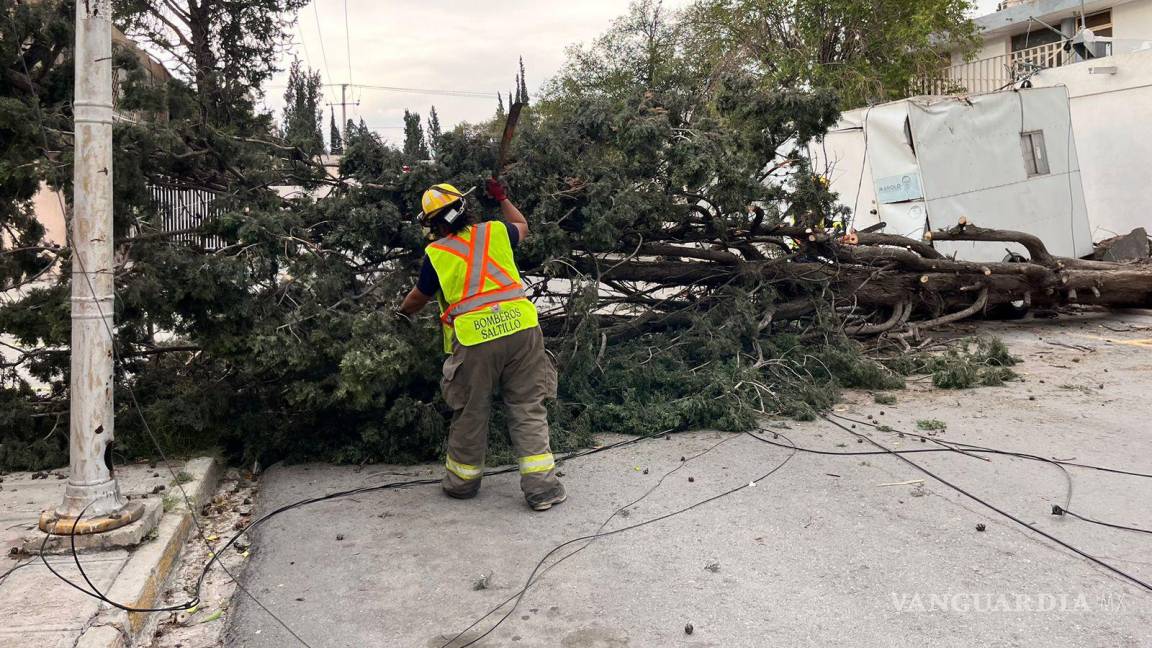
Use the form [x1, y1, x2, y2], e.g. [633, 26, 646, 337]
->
[445, 455, 483, 481]
[519, 453, 555, 475]
[439, 327, 562, 502]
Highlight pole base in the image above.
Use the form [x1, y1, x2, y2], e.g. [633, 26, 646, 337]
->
[38, 501, 146, 535]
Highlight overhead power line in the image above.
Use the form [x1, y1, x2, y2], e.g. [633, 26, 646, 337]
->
[265, 82, 497, 100]
[343, 0, 353, 86]
[345, 83, 495, 98]
[311, 1, 334, 83]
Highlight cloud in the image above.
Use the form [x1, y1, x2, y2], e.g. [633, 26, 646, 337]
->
[266, 0, 696, 145]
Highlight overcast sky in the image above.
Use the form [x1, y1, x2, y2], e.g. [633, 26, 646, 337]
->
[265, 0, 1005, 146]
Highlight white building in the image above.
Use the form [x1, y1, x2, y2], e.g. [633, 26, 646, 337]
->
[930, 0, 1152, 94]
[815, 0, 1152, 259]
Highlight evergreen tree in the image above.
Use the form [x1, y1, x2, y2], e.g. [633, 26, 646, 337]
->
[519, 56, 529, 104]
[282, 59, 324, 156]
[402, 109, 430, 159]
[426, 106, 442, 158]
[118, 0, 311, 123]
[329, 109, 344, 155]
[496, 93, 506, 120]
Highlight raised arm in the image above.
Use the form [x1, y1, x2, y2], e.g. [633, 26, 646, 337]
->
[486, 178, 527, 241]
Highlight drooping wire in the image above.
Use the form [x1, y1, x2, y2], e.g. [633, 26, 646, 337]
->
[310, 1, 334, 84]
[9, 17, 315, 646]
[818, 414, 1152, 593]
[1054, 506, 1152, 537]
[443, 432, 800, 648]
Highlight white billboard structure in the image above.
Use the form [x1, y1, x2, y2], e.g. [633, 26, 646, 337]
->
[812, 87, 1094, 262]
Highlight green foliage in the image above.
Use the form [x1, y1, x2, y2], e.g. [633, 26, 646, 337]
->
[916, 419, 947, 431]
[329, 110, 343, 155]
[402, 110, 429, 160]
[686, 0, 980, 108]
[282, 60, 324, 156]
[874, 393, 897, 405]
[913, 337, 1021, 390]
[0, 0, 998, 473]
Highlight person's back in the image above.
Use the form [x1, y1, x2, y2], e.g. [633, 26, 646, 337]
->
[398, 180, 566, 511]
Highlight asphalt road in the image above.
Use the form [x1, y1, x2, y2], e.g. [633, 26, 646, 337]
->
[225, 312, 1152, 648]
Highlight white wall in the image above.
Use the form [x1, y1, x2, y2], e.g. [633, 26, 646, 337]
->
[1032, 49, 1152, 239]
[951, 35, 1011, 66]
[1113, 0, 1152, 42]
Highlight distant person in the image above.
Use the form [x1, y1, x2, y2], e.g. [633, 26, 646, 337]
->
[397, 179, 566, 511]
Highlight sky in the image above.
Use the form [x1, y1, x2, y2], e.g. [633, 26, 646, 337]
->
[266, 0, 1005, 146]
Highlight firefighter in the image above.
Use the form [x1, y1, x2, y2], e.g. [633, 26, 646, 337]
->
[397, 179, 566, 511]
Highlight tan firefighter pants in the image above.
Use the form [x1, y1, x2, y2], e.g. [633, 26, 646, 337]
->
[440, 326, 564, 506]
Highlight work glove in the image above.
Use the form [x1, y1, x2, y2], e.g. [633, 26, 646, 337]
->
[485, 177, 508, 203]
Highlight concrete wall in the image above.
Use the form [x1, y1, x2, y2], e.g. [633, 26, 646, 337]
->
[952, 35, 1011, 65]
[1113, 0, 1152, 41]
[1032, 49, 1152, 239]
[32, 184, 67, 246]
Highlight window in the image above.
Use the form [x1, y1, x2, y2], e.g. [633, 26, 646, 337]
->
[1084, 10, 1114, 56]
[1021, 131, 1050, 177]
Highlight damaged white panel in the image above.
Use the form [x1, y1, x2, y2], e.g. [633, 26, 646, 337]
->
[909, 88, 1093, 261]
[863, 101, 929, 239]
[818, 87, 1093, 262]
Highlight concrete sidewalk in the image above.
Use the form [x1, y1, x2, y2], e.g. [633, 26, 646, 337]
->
[225, 312, 1152, 648]
[0, 457, 219, 648]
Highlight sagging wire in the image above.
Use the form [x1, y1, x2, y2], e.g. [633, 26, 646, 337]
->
[1052, 506, 1152, 537]
[8, 19, 314, 645]
[817, 414, 1152, 593]
[443, 431, 800, 648]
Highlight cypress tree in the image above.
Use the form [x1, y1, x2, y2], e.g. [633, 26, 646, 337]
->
[426, 106, 441, 158]
[329, 109, 343, 155]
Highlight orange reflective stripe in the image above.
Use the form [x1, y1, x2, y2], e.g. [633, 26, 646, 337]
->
[441, 285, 527, 325]
[427, 241, 468, 262]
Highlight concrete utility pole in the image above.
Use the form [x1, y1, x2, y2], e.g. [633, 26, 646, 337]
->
[40, 0, 142, 534]
[329, 83, 359, 141]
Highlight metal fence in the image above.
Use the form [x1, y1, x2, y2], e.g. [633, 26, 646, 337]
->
[918, 42, 1074, 96]
[148, 184, 226, 250]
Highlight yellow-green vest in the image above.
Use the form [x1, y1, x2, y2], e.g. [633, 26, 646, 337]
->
[425, 221, 539, 354]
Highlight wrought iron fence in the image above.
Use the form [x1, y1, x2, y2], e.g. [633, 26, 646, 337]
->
[148, 184, 226, 250]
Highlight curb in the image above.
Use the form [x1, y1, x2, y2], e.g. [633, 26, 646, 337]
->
[77, 457, 222, 648]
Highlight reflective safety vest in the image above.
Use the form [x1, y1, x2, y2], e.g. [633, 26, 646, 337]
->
[425, 221, 539, 353]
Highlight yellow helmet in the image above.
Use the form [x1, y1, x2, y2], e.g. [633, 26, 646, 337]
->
[419, 183, 474, 226]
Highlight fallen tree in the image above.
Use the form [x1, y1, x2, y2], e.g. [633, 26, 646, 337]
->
[2, 0, 1147, 471]
[546, 218, 1152, 345]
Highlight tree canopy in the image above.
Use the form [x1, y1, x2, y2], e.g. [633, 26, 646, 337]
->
[0, 0, 1003, 472]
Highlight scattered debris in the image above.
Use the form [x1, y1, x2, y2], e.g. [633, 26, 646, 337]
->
[1092, 227, 1150, 262]
[704, 560, 720, 573]
[472, 573, 492, 591]
[874, 393, 897, 405]
[684, 623, 694, 635]
[976, 523, 987, 532]
[916, 419, 947, 432]
[878, 480, 925, 488]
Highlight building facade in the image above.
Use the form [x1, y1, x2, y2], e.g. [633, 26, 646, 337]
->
[926, 0, 1152, 94]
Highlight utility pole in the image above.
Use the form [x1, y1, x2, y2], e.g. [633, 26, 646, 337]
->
[328, 83, 359, 141]
[40, 0, 142, 534]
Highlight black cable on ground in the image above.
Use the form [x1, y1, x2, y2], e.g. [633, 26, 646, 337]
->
[9, 22, 313, 645]
[440, 433, 745, 648]
[1053, 506, 1152, 537]
[441, 432, 800, 648]
[830, 413, 1152, 479]
[38, 429, 672, 629]
[818, 414, 1152, 593]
